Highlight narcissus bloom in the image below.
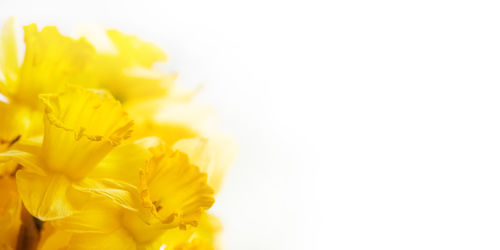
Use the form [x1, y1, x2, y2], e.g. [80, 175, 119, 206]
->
[2, 85, 133, 220]
[0, 18, 234, 249]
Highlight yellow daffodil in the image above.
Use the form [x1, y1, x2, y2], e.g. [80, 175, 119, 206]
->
[0, 18, 234, 249]
[0, 18, 97, 153]
[39, 141, 215, 249]
[1, 85, 133, 220]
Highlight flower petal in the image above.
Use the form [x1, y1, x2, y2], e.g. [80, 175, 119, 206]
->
[67, 229, 136, 250]
[173, 136, 237, 193]
[106, 29, 166, 68]
[52, 199, 121, 234]
[16, 170, 75, 220]
[0, 17, 18, 96]
[152, 213, 222, 250]
[16, 24, 96, 107]
[73, 178, 139, 212]
[0, 150, 45, 175]
[88, 137, 162, 186]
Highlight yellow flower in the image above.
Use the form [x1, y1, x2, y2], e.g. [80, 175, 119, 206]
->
[39, 86, 133, 179]
[0, 19, 96, 150]
[43, 141, 215, 249]
[0, 18, 233, 249]
[1, 85, 133, 220]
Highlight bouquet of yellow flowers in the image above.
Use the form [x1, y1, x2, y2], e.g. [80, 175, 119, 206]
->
[0, 18, 235, 250]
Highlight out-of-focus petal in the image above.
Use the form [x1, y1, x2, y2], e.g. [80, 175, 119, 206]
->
[16, 24, 96, 107]
[174, 136, 237, 193]
[106, 29, 166, 68]
[0, 17, 19, 96]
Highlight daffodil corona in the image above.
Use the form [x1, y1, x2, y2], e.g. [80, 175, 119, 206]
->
[0, 18, 234, 250]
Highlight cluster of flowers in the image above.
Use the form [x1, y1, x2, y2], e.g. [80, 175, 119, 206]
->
[0, 18, 235, 250]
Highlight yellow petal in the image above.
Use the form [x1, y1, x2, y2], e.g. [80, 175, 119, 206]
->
[67, 229, 136, 250]
[88, 137, 163, 186]
[140, 147, 215, 229]
[15, 24, 96, 107]
[9, 136, 43, 156]
[73, 178, 139, 212]
[16, 170, 75, 220]
[52, 199, 121, 234]
[100, 67, 174, 103]
[173, 136, 237, 193]
[120, 209, 171, 244]
[126, 100, 206, 147]
[0, 150, 45, 175]
[106, 29, 166, 68]
[78, 28, 173, 103]
[40, 86, 133, 179]
[154, 102, 215, 133]
[0, 17, 19, 95]
[133, 122, 198, 148]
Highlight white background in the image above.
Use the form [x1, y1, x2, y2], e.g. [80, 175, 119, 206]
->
[2, 0, 500, 249]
